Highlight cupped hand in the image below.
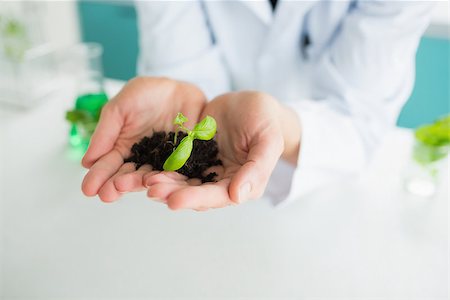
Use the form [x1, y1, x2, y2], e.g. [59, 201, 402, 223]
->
[143, 91, 301, 211]
[81, 77, 207, 202]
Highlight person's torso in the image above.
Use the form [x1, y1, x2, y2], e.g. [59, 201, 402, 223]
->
[203, 0, 353, 102]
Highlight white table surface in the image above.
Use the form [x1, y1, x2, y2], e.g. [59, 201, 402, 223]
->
[0, 80, 448, 300]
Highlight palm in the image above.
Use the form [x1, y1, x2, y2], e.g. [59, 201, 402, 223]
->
[143, 92, 284, 211]
[140, 124, 243, 211]
[81, 77, 206, 202]
[111, 92, 201, 158]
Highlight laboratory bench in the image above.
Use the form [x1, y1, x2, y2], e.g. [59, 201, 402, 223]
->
[0, 80, 448, 298]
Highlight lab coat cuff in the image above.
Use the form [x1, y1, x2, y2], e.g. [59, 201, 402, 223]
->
[289, 100, 365, 171]
[265, 99, 365, 206]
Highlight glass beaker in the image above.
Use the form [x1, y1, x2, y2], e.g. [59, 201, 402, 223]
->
[66, 43, 108, 151]
[0, 3, 59, 109]
[403, 141, 449, 197]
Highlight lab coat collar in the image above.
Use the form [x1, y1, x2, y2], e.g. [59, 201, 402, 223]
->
[261, 1, 317, 52]
[239, 0, 317, 27]
[240, 0, 273, 24]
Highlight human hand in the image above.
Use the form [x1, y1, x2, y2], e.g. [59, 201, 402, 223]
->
[142, 91, 301, 210]
[81, 77, 207, 202]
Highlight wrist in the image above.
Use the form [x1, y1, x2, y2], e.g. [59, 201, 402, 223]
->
[278, 104, 301, 165]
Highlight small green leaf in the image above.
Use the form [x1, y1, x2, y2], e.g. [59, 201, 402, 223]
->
[174, 112, 188, 126]
[3, 19, 26, 37]
[163, 136, 194, 171]
[413, 141, 449, 165]
[415, 114, 450, 147]
[192, 115, 217, 140]
[65, 109, 95, 124]
[413, 114, 450, 164]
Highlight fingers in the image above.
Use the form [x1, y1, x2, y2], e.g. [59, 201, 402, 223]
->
[97, 162, 135, 203]
[229, 135, 283, 203]
[143, 171, 187, 186]
[166, 178, 232, 210]
[143, 172, 229, 210]
[144, 172, 187, 202]
[82, 104, 123, 168]
[147, 183, 184, 203]
[114, 165, 156, 193]
[142, 172, 187, 204]
[81, 149, 124, 197]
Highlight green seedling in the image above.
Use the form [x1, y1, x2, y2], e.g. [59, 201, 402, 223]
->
[65, 109, 97, 133]
[65, 93, 108, 135]
[0, 16, 29, 62]
[163, 112, 217, 171]
[415, 115, 450, 147]
[173, 112, 189, 145]
[413, 114, 450, 165]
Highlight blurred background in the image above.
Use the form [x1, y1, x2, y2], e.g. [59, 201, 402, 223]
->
[83, 0, 450, 128]
[0, 1, 448, 298]
[75, 0, 450, 128]
[0, 0, 448, 126]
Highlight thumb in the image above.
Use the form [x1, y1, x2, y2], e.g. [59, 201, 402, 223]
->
[229, 134, 283, 203]
[82, 103, 123, 168]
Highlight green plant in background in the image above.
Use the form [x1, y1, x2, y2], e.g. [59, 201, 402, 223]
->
[413, 114, 450, 165]
[65, 93, 109, 148]
[163, 113, 217, 171]
[0, 15, 30, 62]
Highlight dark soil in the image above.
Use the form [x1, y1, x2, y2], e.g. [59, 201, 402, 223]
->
[124, 131, 222, 183]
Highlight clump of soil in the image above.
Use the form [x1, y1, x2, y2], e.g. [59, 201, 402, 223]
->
[124, 131, 222, 183]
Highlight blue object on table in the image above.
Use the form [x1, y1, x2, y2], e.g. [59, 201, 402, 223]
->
[77, 2, 449, 128]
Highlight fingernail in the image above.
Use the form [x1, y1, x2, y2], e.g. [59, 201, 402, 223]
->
[238, 182, 252, 203]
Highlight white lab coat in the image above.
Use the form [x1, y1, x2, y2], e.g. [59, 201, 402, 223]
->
[135, 0, 432, 205]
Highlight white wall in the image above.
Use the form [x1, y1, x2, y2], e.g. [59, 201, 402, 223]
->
[427, 1, 450, 38]
[0, 1, 80, 49]
[42, 1, 81, 48]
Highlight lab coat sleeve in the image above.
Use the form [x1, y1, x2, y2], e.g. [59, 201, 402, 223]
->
[135, 1, 230, 99]
[266, 1, 433, 206]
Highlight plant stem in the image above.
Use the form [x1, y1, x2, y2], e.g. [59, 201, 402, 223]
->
[174, 128, 178, 145]
[174, 125, 191, 145]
